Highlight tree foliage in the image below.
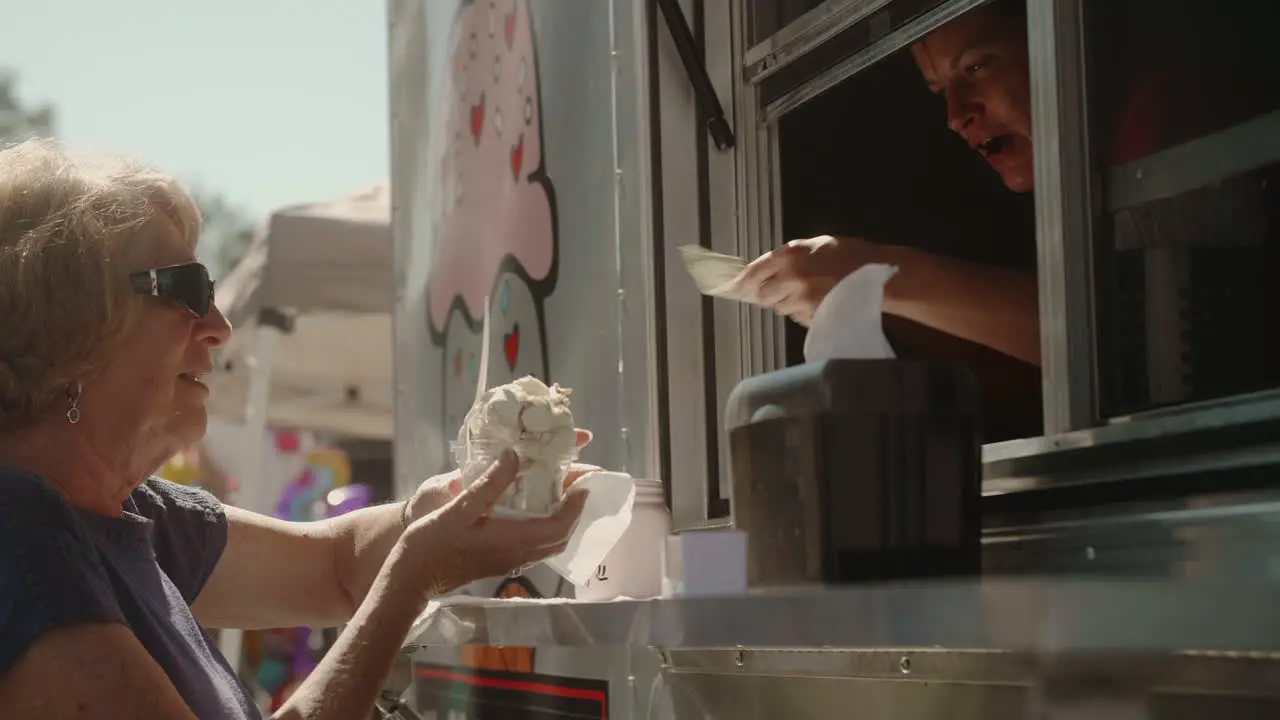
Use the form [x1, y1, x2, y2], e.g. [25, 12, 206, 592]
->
[2, 68, 257, 279]
[0, 68, 56, 141]
[191, 189, 257, 279]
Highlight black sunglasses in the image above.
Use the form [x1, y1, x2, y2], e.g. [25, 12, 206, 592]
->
[129, 262, 215, 317]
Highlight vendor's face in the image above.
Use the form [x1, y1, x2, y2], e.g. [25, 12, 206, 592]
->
[912, 9, 1034, 192]
[83, 215, 231, 471]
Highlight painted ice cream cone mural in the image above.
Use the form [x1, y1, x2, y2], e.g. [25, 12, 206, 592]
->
[430, 0, 559, 450]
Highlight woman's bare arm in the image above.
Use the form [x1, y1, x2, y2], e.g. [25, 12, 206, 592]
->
[192, 502, 404, 630]
[275, 452, 587, 720]
[194, 434, 596, 631]
[879, 244, 1041, 365]
[743, 236, 1041, 365]
[270, 542, 425, 720]
[0, 623, 200, 719]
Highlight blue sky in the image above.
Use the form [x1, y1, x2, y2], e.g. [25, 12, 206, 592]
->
[0, 0, 389, 222]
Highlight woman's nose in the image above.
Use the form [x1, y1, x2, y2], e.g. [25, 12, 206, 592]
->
[198, 305, 234, 347]
[946, 84, 982, 133]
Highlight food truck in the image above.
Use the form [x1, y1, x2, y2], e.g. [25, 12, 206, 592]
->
[386, 0, 1280, 716]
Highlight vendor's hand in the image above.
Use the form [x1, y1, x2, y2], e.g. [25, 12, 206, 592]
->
[740, 235, 881, 326]
[399, 451, 589, 596]
[405, 429, 596, 522]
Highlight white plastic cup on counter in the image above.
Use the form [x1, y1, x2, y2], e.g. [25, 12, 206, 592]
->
[574, 478, 671, 601]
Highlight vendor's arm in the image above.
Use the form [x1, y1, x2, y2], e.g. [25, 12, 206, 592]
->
[192, 431, 598, 630]
[741, 236, 1040, 365]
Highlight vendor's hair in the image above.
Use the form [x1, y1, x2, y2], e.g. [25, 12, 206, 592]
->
[0, 138, 202, 430]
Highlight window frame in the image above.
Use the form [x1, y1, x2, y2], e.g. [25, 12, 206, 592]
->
[731, 0, 1280, 485]
[731, 0, 1097, 434]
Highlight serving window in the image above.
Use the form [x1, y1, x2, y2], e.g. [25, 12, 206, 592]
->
[779, 42, 1040, 443]
[740, 0, 1043, 444]
[670, 0, 1280, 527]
[737, 0, 1280, 442]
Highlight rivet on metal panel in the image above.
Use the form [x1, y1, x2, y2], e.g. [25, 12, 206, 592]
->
[734, 648, 747, 668]
[1135, 167, 1144, 181]
[1085, 546, 1097, 561]
[898, 655, 912, 674]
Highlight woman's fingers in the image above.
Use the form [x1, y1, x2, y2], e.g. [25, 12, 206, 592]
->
[755, 278, 776, 307]
[738, 250, 784, 301]
[787, 309, 815, 327]
[773, 290, 811, 317]
[453, 451, 519, 518]
[453, 450, 594, 523]
[488, 490, 588, 557]
[739, 249, 779, 286]
[554, 488, 589, 527]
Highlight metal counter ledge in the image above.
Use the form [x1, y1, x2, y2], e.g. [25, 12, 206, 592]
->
[404, 578, 1280, 653]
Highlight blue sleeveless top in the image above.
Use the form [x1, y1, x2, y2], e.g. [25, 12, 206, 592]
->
[0, 468, 259, 719]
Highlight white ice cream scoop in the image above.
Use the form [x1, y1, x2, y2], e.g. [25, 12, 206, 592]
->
[456, 375, 579, 515]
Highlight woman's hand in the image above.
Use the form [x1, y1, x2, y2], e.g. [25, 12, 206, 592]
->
[740, 235, 884, 326]
[397, 450, 589, 597]
[404, 428, 596, 522]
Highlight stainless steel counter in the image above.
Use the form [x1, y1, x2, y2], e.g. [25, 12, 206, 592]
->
[405, 578, 1280, 652]
[399, 393, 1280, 717]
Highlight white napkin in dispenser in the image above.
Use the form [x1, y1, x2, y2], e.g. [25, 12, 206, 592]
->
[803, 264, 898, 363]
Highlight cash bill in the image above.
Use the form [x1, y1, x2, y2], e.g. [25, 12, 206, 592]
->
[677, 245, 759, 304]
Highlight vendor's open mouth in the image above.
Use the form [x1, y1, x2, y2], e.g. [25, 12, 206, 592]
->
[976, 134, 1014, 159]
[178, 373, 207, 386]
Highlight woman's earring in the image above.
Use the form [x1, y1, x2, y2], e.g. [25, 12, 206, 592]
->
[66, 383, 82, 424]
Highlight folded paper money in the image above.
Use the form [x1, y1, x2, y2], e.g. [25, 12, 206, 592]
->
[677, 245, 760, 304]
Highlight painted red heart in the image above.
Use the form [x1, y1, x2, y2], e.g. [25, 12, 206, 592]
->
[510, 136, 524, 180]
[503, 323, 520, 371]
[504, 11, 516, 48]
[470, 93, 485, 144]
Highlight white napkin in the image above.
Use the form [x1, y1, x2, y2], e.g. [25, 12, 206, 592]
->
[803, 264, 898, 363]
[541, 470, 636, 585]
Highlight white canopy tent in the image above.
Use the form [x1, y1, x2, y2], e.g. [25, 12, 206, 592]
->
[208, 184, 393, 439]
[206, 184, 393, 509]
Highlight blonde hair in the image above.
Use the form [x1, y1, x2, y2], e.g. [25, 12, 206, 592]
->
[0, 138, 202, 430]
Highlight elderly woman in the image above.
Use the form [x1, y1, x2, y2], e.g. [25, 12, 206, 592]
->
[0, 138, 591, 719]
